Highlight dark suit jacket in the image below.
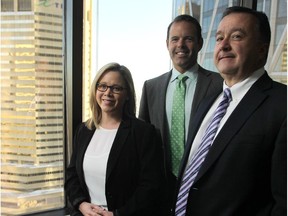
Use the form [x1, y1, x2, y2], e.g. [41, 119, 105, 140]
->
[65, 117, 164, 216]
[175, 72, 287, 216]
[139, 66, 223, 173]
[138, 66, 223, 215]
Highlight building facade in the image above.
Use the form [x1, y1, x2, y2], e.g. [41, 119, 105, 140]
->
[172, 0, 287, 84]
[1, 0, 65, 215]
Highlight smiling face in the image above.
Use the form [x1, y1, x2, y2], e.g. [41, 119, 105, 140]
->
[96, 70, 128, 118]
[167, 21, 203, 73]
[214, 12, 267, 86]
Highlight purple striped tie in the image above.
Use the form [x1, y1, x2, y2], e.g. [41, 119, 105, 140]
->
[175, 88, 232, 216]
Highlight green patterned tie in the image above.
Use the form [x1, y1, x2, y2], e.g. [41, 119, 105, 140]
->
[171, 74, 188, 176]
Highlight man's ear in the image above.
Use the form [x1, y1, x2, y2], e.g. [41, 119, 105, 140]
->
[198, 37, 203, 52]
[166, 39, 169, 50]
[258, 43, 269, 63]
[259, 43, 269, 56]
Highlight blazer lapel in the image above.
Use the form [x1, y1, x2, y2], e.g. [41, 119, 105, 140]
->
[159, 72, 173, 168]
[77, 126, 95, 186]
[79, 126, 95, 161]
[191, 67, 212, 115]
[158, 71, 172, 134]
[194, 73, 272, 183]
[106, 119, 130, 180]
[187, 67, 221, 143]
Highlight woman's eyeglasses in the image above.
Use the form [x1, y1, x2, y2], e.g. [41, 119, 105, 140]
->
[96, 83, 126, 94]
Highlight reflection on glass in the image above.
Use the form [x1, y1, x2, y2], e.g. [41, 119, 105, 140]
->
[173, 0, 287, 84]
[1, 0, 65, 215]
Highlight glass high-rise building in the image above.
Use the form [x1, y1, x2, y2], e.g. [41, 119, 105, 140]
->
[172, 0, 287, 84]
[1, 0, 65, 215]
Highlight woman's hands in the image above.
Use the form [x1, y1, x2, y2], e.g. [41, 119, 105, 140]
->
[79, 202, 114, 216]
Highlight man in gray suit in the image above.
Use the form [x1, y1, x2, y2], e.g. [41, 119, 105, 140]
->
[138, 14, 223, 215]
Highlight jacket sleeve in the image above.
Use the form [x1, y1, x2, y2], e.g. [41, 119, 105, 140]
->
[117, 122, 165, 216]
[65, 123, 90, 215]
[271, 117, 287, 215]
[138, 81, 151, 123]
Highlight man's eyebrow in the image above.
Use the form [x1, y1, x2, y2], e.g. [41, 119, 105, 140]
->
[215, 30, 224, 37]
[231, 27, 246, 33]
[215, 30, 223, 36]
[215, 28, 246, 36]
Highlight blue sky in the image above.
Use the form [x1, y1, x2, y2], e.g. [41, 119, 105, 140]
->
[95, 0, 173, 108]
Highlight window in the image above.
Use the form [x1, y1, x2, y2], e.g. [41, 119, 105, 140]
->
[173, 0, 287, 84]
[1, 0, 14, 12]
[0, 0, 66, 215]
[18, 0, 32, 11]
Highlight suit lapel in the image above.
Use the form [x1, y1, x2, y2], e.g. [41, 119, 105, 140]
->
[191, 68, 212, 116]
[77, 126, 95, 185]
[158, 72, 172, 134]
[194, 73, 272, 183]
[106, 119, 130, 180]
[187, 67, 220, 143]
[153, 71, 172, 166]
[159, 72, 173, 168]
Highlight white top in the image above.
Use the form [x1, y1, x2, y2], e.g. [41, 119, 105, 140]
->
[187, 68, 265, 164]
[83, 127, 117, 207]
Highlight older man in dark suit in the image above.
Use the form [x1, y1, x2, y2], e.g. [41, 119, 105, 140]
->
[174, 6, 286, 216]
[139, 15, 223, 215]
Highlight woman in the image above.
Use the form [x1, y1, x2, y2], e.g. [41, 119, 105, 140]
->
[65, 63, 165, 216]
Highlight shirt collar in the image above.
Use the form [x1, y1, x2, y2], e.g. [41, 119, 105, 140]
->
[171, 64, 199, 83]
[223, 67, 265, 102]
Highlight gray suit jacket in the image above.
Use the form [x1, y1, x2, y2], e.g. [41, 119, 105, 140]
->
[138, 65, 223, 174]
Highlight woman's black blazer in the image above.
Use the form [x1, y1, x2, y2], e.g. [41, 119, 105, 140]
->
[65, 117, 165, 216]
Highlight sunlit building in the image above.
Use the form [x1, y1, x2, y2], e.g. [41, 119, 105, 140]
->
[82, 0, 94, 122]
[172, 0, 287, 84]
[1, 0, 65, 215]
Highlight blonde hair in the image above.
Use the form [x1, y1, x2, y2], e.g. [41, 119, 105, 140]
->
[86, 62, 136, 129]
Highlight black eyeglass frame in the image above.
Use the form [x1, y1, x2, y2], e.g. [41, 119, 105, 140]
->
[96, 83, 127, 94]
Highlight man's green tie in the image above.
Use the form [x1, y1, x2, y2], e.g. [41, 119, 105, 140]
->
[171, 74, 188, 176]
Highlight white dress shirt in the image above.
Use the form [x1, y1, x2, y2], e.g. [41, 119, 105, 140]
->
[187, 68, 265, 165]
